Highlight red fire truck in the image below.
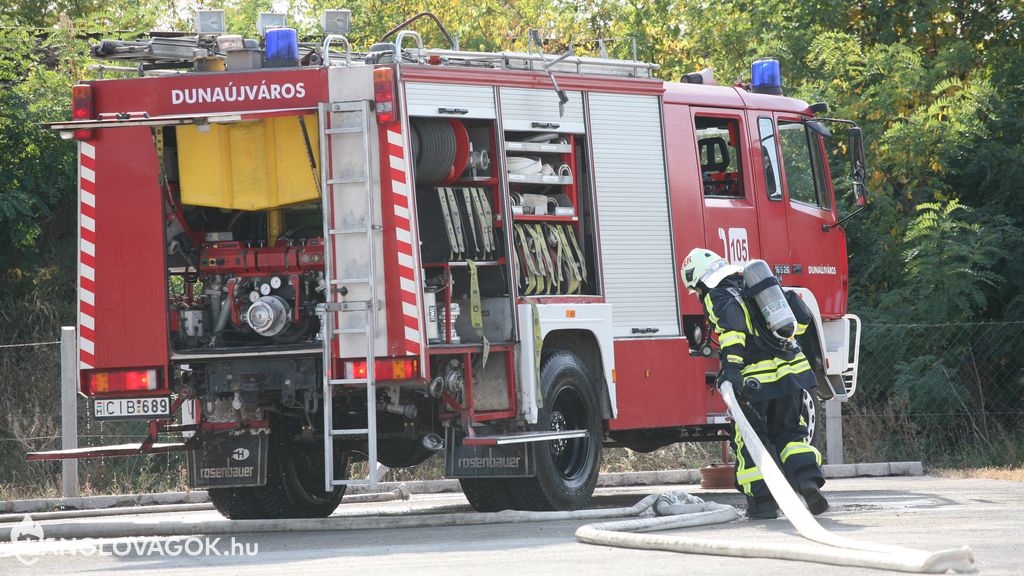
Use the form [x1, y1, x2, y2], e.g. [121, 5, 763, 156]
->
[36, 12, 864, 519]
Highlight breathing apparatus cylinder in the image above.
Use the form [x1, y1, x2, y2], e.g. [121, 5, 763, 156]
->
[743, 259, 796, 339]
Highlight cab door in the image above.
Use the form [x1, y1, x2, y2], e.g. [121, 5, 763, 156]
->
[774, 113, 846, 316]
[746, 112, 791, 277]
[691, 108, 760, 265]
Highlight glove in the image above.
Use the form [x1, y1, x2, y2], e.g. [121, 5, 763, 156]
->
[716, 363, 743, 391]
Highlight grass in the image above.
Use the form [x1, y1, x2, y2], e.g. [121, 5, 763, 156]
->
[932, 467, 1024, 482]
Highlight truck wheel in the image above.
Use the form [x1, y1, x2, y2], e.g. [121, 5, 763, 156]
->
[252, 416, 347, 518]
[459, 478, 511, 512]
[207, 487, 264, 519]
[508, 351, 602, 511]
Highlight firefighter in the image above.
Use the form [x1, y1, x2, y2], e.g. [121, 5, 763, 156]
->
[681, 248, 827, 520]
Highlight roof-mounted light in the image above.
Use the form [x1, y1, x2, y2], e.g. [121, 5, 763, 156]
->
[258, 13, 288, 36]
[321, 10, 352, 35]
[751, 58, 783, 96]
[195, 10, 226, 35]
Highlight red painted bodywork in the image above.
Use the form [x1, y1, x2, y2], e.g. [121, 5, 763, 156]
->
[77, 62, 849, 433]
[82, 127, 169, 386]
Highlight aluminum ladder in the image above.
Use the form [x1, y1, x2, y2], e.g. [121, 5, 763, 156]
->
[319, 100, 381, 492]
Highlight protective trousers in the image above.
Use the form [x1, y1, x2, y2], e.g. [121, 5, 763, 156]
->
[730, 388, 824, 510]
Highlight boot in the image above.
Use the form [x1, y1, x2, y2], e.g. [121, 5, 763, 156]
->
[799, 482, 829, 515]
[745, 497, 778, 520]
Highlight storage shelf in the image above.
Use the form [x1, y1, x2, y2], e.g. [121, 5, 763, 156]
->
[505, 141, 572, 154]
[427, 342, 516, 354]
[514, 214, 577, 223]
[422, 259, 507, 268]
[507, 174, 573, 185]
[454, 177, 498, 185]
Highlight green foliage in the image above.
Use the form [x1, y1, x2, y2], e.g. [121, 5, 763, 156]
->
[0, 2, 1021, 322]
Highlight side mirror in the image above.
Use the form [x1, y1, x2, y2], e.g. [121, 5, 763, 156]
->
[849, 126, 868, 206]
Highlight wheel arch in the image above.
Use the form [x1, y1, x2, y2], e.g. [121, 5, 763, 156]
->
[517, 303, 616, 424]
[543, 329, 613, 421]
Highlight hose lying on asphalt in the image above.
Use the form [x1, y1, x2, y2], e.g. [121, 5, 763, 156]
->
[575, 381, 974, 574]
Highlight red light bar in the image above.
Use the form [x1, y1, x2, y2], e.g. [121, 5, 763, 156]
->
[82, 368, 160, 396]
[373, 67, 397, 124]
[71, 84, 95, 141]
[344, 358, 418, 381]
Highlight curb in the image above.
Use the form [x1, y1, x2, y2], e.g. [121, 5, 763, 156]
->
[0, 462, 924, 518]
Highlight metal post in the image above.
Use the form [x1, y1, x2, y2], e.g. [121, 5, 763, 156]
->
[60, 326, 79, 498]
[825, 398, 844, 465]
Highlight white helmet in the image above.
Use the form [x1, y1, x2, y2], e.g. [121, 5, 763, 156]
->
[681, 248, 742, 293]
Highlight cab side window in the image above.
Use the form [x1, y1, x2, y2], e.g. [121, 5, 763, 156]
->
[778, 121, 829, 209]
[695, 116, 744, 198]
[757, 118, 782, 201]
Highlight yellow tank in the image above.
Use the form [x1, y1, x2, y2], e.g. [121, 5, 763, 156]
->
[177, 113, 320, 211]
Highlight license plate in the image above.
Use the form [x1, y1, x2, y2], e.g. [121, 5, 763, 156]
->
[93, 396, 171, 420]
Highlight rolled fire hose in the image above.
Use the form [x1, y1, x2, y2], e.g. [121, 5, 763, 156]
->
[576, 381, 975, 573]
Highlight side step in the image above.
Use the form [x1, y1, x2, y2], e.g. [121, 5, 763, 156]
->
[461, 430, 588, 446]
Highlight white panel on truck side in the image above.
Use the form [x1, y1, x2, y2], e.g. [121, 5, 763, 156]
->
[588, 92, 679, 338]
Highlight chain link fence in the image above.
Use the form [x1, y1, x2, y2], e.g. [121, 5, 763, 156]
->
[846, 322, 1024, 468]
[1, 322, 1021, 498]
[0, 341, 185, 501]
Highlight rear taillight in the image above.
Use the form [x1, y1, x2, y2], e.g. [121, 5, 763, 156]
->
[344, 357, 418, 380]
[373, 67, 396, 124]
[83, 369, 159, 395]
[71, 84, 94, 141]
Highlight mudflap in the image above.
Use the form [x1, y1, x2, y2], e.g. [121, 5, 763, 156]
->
[444, 426, 535, 478]
[186, 432, 268, 489]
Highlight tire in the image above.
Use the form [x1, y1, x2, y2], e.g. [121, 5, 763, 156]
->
[251, 415, 347, 518]
[506, 350, 602, 511]
[207, 486, 264, 520]
[459, 478, 512, 512]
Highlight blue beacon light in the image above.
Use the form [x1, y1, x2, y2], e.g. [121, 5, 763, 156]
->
[265, 27, 300, 68]
[751, 59, 783, 96]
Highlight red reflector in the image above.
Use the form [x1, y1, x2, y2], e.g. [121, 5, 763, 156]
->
[373, 67, 396, 124]
[83, 369, 159, 396]
[71, 84, 95, 142]
[344, 358, 418, 380]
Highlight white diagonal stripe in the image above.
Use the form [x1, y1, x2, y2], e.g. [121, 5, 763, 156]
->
[81, 288, 95, 305]
[82, 263, 95, 281]
[394, 205, 410, 220]
[404, 326, 421, 343]
[81, 239, 95, 257]
[80, 360, 93, 370]
[80, 142, 95, 158]
[400, 277, 416, 293]
[80, 314, 94, 330]
[82, 214, 95, 232]
[396, 228, 411, 244]
[80, 338, 94, 354]
[387, 129, 403, 147]
[82, 190, 95, 207]
[398, 252, 414, 268]
[403, 302, 418, 317]
[389, 155, 404, 171]
[392, 180, 407, 196]
[82, 166, 95, 183]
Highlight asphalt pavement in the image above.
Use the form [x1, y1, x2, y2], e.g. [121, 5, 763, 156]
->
[0, 475, 1020, 575]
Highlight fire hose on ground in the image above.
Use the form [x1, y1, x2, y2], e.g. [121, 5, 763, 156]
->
[573, 380, 975, 574]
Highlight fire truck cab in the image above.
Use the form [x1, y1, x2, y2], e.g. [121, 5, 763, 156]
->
[38, 15, 864, 519]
